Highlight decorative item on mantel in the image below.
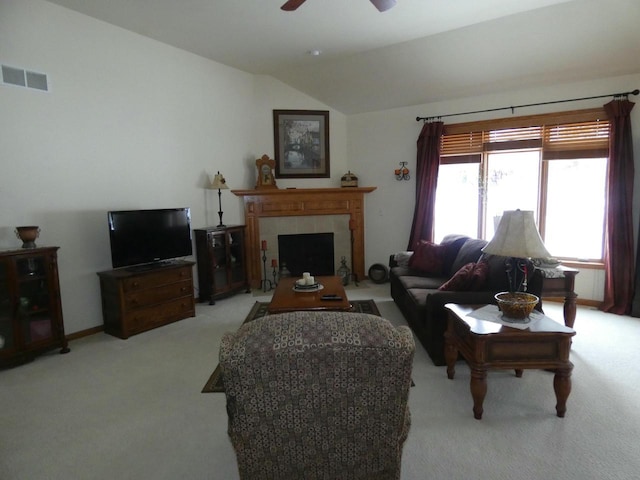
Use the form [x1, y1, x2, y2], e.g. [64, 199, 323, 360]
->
[482, 209, 552, 322]
[341, 170, 358, 188]
[255, 154, 278, 190]
[15, 226, 40, 248]
[208, 171, 229, 228]
[395, 162, 410, 181]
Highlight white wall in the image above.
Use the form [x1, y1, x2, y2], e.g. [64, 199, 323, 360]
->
[0, 0, 345, 334]
[3, 1, 637, 339]
[348, 73, 640, 302]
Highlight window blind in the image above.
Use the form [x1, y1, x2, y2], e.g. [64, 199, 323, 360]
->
[440, 108, 609, 160]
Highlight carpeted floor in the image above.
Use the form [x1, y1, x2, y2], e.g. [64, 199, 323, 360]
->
[201, 299, 380, 392]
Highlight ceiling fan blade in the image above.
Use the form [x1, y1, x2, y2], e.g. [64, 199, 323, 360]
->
[281, 0, 307, 11]
[370, 0, 397, 12]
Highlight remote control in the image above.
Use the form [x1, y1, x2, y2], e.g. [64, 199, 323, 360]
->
[321, 294, 343, 301]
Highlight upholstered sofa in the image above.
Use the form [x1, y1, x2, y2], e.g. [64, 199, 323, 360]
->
[220, 310, 415, 480]
[389, 234, 542, 366]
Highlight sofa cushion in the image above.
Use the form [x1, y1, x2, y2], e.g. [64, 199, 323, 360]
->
[450, 238, 488, 274]
[408, 241, 448, 275]
[438, 260, 489, 291]
[398, 274, 447, 290]
[440, 235, 469, 276]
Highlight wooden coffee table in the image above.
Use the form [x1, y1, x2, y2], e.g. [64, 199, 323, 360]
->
[443, 303, 576, 420]
[268, 276, 351, 314]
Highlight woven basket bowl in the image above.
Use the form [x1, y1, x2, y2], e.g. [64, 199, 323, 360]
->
[495, 292, 539, 320]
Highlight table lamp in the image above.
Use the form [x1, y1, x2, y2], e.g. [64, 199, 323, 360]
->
[209, 171, 229, 228]
[482, 209, 551, 320]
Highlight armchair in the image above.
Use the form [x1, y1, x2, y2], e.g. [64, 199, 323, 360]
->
[219, 310, 415, 480]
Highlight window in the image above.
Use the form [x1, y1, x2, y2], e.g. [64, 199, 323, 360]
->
[434, 109, 609, 262]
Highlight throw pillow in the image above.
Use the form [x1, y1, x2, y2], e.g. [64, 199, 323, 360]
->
[408, 241, 447, 275]
[468, 260, 489, 290]
[438, 262, 475, 291]
[438, 261, 489, 291]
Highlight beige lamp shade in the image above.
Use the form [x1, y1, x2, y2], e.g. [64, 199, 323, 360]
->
[482, 210, 551, 259]
[209, 172, 229, 190]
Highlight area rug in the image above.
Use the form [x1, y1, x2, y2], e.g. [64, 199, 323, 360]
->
[202, 299, 381, 393]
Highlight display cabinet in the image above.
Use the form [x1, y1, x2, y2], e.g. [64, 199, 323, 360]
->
[194, 226, 250, 304]
[0, 246, 69, 367]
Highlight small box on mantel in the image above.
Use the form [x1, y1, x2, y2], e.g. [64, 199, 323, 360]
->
[341, 171, 358, 188]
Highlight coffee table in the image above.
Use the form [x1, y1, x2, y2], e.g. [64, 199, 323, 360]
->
[443, 303, 576, 420]
[268, 276, 351, 314]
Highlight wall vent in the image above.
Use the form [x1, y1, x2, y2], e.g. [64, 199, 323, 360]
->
[2, 64, 49, 92]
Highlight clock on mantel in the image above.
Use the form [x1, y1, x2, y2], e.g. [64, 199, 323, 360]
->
[255, 154, 278, 189]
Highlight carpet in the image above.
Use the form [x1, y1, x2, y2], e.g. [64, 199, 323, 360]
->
[201, 299, 381, 393]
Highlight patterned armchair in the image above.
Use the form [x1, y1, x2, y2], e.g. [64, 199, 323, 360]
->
[220, 310, 415, 480]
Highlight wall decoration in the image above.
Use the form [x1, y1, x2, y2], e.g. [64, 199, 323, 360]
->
[273, 110, 330, 178]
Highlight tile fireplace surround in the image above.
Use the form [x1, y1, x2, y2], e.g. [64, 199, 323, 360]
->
[232, 187, 376, 289]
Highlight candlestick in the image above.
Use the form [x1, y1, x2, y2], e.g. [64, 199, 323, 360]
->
[261, 249, 274, 292]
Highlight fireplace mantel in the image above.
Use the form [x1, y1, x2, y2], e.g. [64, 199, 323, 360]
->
[232, 187, 376, 288]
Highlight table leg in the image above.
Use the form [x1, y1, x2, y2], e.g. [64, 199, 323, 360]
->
[564, 292, 577, 328]
[553, 367, 572, 417]
[445, 338, 457, 380]
[470, 368, 487, 420]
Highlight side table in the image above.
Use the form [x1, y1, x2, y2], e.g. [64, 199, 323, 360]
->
[537, 265, 579, 328]
[444, 303, 576, 420]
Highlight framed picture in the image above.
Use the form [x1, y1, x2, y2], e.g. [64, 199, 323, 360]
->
[273, 110, 330, 178]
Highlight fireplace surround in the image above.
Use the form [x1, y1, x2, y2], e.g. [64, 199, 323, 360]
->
[232, 187, 376, 288]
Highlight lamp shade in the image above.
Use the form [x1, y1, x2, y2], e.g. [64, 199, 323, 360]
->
[209, 171, 229, 190]
[482, 210, 551, 259]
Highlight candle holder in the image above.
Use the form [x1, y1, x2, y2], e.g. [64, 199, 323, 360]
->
[261, 247, 274, 292]
[272, 265, 278, 287]
[395, 161, 410, 181]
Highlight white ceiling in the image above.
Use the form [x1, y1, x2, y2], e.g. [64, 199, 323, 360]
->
[45, 0, 640, 114]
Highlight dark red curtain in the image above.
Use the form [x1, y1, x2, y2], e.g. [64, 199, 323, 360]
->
[601, 99, 635, 314]
[407, 121, 444, 250]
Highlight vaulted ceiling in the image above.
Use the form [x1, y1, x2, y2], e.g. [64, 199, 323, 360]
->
[45, 0, 640, 114]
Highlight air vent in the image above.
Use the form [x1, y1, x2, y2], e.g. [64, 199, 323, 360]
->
[2, 64, 49, 92]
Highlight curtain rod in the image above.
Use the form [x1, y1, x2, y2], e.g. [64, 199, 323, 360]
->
[415, 89, 639, 122]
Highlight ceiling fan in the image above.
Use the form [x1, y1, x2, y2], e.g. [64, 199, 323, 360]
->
[281, 0, 397, 13]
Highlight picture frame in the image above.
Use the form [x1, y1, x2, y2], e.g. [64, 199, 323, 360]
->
[273, 110, 330, 178]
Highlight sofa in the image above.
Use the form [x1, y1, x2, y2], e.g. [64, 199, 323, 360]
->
[389, 234, 542, 366]
[220, 310, 415, 480]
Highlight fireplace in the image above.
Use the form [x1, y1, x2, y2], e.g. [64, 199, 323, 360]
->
[231, 187, 376, 288]
[278, 233, 335, 276]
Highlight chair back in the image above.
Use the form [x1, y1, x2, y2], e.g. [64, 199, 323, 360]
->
[220, 310, 415, 480]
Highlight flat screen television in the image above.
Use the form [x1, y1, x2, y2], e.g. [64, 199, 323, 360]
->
[108, 208, 193, 269]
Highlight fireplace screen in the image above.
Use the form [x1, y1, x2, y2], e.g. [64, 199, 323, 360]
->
[278, 233, 335, 277]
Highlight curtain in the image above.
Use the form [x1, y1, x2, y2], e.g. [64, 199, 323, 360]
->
[601, 99, 635, 315]
[407, 121, 444, 250]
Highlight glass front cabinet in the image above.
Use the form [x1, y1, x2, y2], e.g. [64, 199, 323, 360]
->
[194, 226, 249, 304]
[0, 247, 69, 367]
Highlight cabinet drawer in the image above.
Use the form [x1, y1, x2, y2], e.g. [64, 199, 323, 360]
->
[125, 296, 195, 335]
[122, 267, 192, 292]
[124, 280, 193, 309]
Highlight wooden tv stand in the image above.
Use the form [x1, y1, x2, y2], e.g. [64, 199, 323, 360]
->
[97, 260, 196, 339]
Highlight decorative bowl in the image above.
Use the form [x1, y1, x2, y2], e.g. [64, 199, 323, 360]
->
[15, 226, 40, 248]
[495, 292, 539, 320]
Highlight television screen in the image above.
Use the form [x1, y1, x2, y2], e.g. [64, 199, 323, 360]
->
[108, 208, 193, 269]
